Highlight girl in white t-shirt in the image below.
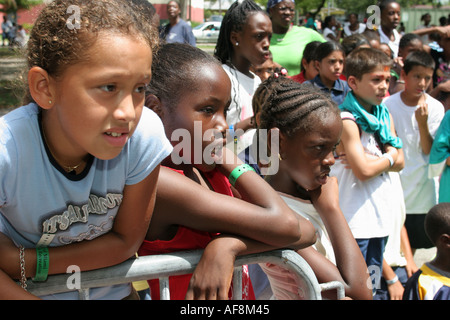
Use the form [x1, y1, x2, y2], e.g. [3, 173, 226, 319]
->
[214, 0, 272, 154]
[257, 76, 372, 300]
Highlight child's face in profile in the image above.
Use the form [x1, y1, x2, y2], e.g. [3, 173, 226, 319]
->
[163, 64, 231, 171]
[349, 66, 390, 109]
[281, 112, 342, 192]
[48, 33, 152, 161]
[302, 58, 318, 81]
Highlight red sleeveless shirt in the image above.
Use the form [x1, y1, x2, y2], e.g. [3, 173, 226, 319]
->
[138, 167, 255, 300]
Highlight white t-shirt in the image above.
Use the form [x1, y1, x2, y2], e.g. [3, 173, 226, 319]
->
[378, 27, 401, 58]
[343, 23, 366, 37]
[383, 172, 407, 267]
[260, 194, 335, 300]
[0, 104, 173, 299]
[322, 27, 336, 41]
[384, 91, 444, 213]
[330, 111, 394, 239]
[222, 64, 260, 154]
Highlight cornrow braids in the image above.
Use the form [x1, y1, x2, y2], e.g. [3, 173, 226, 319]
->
[214, 0, 264, 64]
[252, 74, 283, 116]
[259, 77, 339, 137]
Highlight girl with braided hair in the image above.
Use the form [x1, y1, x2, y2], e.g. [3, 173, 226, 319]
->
[142, 43, 316, 300]
[255, 76, 372, 300]
[214, 0, 272, 155]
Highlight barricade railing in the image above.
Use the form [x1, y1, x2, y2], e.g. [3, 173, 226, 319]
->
[24, 249, 345, 300]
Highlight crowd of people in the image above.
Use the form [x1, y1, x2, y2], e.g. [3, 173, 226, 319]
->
[0, 0, 448, 301]
[1, 16, 27, 48]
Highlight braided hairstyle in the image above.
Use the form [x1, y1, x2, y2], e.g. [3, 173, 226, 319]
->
[259, 77, 340, 138]
[214, 0, 265, 64]
[146, 43, 222, 111]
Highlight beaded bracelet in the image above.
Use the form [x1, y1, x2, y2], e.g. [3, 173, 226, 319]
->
[19, 245, 27, 290]
[229, 124, 238, 144]
[229, 124, 235, 137]
[228, 164, 255, 187]
[32, 247, 49, 282]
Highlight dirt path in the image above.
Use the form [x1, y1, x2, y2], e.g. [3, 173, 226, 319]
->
[0, 56, 26, 81]
[0, 56, 26, 116]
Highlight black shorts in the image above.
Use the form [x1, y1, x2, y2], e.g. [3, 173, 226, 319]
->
[405, 214, 434, 249]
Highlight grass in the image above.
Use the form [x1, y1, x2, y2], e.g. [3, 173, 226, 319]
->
[0, 47, 26, 111]
[0, 80, 23, 109]
[196, 42, 216, 54]
[0, 46, 24, 58]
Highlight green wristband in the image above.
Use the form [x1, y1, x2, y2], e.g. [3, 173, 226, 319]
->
[32, 247, 49, 282]
[228, 164, 255, 187]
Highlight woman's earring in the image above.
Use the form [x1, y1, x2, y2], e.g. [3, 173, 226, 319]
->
[49, 100, 52, 105]
[236, 42, 239, 46]
[278, 153, 283, 161]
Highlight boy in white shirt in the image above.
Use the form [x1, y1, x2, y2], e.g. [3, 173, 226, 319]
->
[384, 50, 445, 251]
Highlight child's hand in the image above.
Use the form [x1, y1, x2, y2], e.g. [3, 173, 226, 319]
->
[415, 101, 429, 127]
[387, 280, 404, 300]
[308, 177, 340, 217]
[392, 57, 403, 74]
[384, 145, 399, 163]
[185, 237, 235, 300]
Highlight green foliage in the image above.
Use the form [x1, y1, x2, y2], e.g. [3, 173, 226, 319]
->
[254, 0, 439, 17]
[0, 0, 43, 13]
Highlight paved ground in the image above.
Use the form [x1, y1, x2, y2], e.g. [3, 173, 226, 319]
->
[413, 246, 436, 268]
[0, 56, 25, 81]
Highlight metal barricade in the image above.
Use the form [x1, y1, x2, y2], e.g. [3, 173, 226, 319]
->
[24, 249, 345, 300]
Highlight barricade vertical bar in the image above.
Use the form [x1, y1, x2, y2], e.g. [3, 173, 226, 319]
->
[159, 277, 170, 300]
[319, 281, 345, 299]
[78, 288, 90, 300]
[232, 266, 242, 300]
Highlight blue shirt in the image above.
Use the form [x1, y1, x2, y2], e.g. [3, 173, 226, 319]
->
[307, 75, 350, 106]
[403, 263, 450, 300]
[161, 19, 196, 46]
[0, 104, 173, 299]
